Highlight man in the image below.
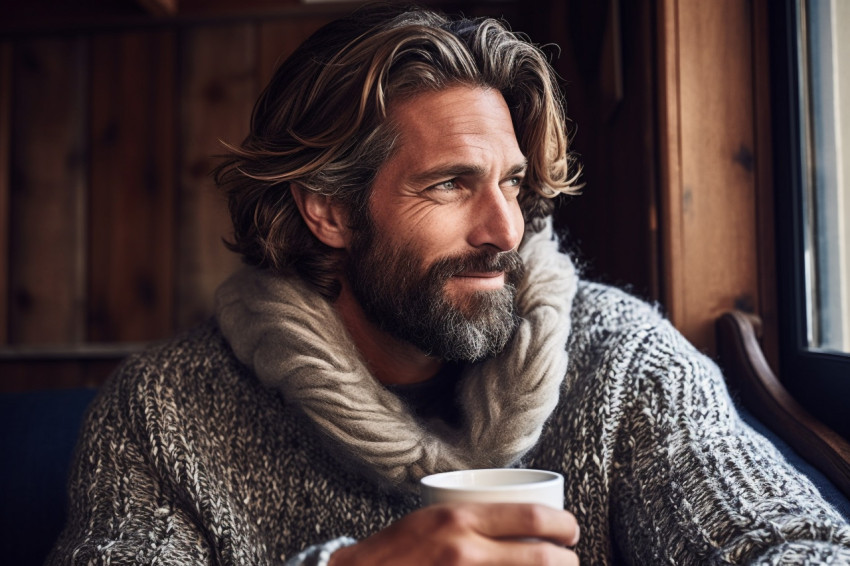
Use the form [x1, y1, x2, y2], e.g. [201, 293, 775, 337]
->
[49, 4, 850, 565]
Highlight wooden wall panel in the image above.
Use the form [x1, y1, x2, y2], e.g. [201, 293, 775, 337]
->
[8, 38, 88, 345]
[1, 42, 11, 344]
[0, 357, 121, 392]
[752, 0, 779, 372]
[259, 16, 328, 86]
[547, 0, 659, 304]
[657, 0, 684, 324]
[658, 0, 761, 354]
[88, 31, 177, 342]
[176, 24, 256, 329]
[678, 0, 759, 343]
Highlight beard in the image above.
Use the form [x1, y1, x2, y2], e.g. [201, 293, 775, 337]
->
[344, 223, 525, 363]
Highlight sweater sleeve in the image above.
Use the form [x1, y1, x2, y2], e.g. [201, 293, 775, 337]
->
[283, 538, 357, 566]
[45, 371, 217, 565]
[46, 338, 368, 566]
[607, 317, 850, 564]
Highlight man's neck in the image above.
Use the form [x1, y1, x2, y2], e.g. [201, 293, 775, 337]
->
[333, 283, 444, 386]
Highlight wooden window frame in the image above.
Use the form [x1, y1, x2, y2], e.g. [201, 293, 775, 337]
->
[770, 0, 850, 439]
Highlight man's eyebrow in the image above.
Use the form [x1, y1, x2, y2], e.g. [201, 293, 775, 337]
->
[505, 161, 528, 177]
[409, 161, 528, 186]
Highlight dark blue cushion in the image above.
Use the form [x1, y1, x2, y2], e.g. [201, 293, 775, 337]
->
[738, 405, 850, 522]
[0, 388, 97, 566]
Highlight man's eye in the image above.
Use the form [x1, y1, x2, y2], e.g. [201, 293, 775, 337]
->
[505, 177, 523, 188]
[433, 180, 457, 191]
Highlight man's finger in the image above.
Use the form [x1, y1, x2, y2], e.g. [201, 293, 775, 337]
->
[496, 540, 581, 566]
[438, 503, 580, 547]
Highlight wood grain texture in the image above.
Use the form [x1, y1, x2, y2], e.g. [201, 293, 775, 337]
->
[135, 0, 178, 16]
[2, 0, 149, 35]
[0, 358, 122, 392]
[658, 0, 686, 322]
[2, 0, 362, 35]
[544, 0, 660, 304]
[89, 30, 177, 342]
[8, 38, 88, 345]
[176, 23, 255, 330]
[259, 16, 329, 87]
[751, 0, 779, 373]
[0, 42, 12, 344]
[658, 0, 761, 354]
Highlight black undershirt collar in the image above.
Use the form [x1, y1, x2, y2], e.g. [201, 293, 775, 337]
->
[384, 361, 464, 428]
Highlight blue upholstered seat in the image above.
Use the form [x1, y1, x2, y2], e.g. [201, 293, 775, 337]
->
[0, 388, 98, 566]
[737, 405, 850, 521]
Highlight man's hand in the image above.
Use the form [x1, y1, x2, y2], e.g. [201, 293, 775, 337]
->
[328, 503, 580, 565]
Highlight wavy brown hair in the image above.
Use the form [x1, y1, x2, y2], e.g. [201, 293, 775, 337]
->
[215, 3, 581, 298]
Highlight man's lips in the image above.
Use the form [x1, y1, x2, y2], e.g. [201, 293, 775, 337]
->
[450, 271, 506, 289]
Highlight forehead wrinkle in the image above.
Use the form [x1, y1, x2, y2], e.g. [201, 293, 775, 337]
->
[417, 116, 515, 143]
[399, 97, 514, 141]
[401, 129, 524, 176]
[381, 86, 525, 187]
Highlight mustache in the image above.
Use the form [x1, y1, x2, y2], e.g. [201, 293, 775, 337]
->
[425, 249, 525, 282]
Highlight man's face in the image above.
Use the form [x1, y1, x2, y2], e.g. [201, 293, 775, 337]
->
[344, 86, 527, 362]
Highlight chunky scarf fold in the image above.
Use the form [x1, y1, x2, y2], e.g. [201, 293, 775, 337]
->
[215, 221, 578, 492]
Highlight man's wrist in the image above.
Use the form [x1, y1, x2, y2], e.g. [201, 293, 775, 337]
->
[326, 541, 357, 566]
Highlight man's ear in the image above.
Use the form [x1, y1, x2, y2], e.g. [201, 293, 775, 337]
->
[289, 183, 350, 249]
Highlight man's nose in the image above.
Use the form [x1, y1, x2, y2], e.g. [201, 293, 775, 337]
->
[467, 185, 524, 252]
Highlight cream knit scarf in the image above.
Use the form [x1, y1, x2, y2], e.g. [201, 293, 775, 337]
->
[215, 221, 577, 492]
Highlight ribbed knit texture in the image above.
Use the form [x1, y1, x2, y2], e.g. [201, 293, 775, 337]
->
[47, 232, 850, 564]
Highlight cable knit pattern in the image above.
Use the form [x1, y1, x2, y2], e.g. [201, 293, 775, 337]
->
[48, 235, 850, 564]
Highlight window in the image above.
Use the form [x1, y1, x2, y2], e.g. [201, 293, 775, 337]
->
[773, 0, 850, 438]
[800, 0, 850, 353]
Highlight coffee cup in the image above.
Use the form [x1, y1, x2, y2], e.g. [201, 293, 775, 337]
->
[420, 468, 564, 509]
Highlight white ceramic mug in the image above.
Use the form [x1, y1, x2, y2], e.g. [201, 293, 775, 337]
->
[420, 468, 564, 509]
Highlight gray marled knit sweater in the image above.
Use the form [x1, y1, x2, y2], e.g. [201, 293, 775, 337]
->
[49, 228, 850, 564]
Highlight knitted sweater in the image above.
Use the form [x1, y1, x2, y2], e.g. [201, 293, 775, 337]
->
[48, 230, 850, 564]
